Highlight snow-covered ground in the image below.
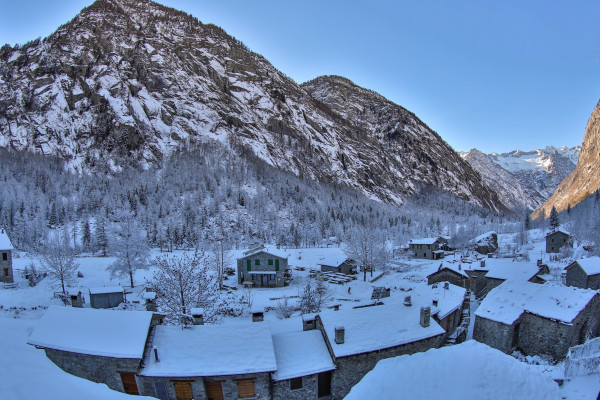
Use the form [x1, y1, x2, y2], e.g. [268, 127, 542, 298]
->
[1, 229, 599, 399]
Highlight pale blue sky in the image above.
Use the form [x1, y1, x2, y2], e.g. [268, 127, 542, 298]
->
[2, 0, 600, 153]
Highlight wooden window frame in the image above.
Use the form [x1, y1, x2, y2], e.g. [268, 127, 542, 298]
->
[235, 378, 256, 399]
[118, 371, 139, 395]
[171, 380, 194, 400]
[3, 268, 8, 277]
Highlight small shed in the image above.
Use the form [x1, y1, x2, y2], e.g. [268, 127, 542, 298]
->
[89, 286, 125, 309]
[371, 287, 391, 300]
[319, 257, 358, 275]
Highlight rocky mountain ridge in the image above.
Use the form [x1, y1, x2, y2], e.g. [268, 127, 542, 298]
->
[534, 99, 600, 218]
[461, 146, 579, 212]
[0, 0, 505, 211]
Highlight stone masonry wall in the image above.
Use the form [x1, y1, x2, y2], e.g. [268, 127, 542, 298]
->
[138, 372, 272, 400]
[427, 270, 465, 287]
[44, 348, 141, 392]
[237, 251, 287, 287]
[273, 374, 319, 400]
[331, 334, 443, 399]
[473, 316, 515, 354]
[0, 249, 13, 283]
[565, 264, 588, 289]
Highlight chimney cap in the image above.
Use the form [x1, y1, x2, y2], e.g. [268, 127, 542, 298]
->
[335, 325, 345, 331]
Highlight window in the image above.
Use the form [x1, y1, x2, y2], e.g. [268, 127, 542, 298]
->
[3, 268, 8, 277]
[552, 238, 555, 243]
[118, 372, 139, 395]
[563, 239, 566, 243]
[255, 259, 260, 266]
[247, 260, 251, 271]
[290, 377, 303, 390]
[236, 379, 255, 399]
[2, 252, 6, 261]
[204, 380, 224, 400]
[173, 380, 194, 400]
[275, 259, 280, 271]
[268, 259, 273, 265]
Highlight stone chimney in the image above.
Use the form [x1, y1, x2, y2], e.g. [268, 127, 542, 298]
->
[251, 307, 264, 322]
[404, 295, 412, 306]
[420, 306, 431, 327]
[335, 325, 345, 344]
[302, 314, 316, 331]
[191, 308, 204, 325]
[480, 260, 486, 268]
[153, 346, 160, 362]
[444, 282, 450, 290]
[432, 299, 438, 307]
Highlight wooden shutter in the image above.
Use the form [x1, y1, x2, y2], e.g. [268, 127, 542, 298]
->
[205, 380, 224, 400]
[275, 259, 279, 271]
[173, 381, 194, 400]
[247, 260, 251, 271]
[119, 372, 139, 395]
[236, 379, 255, 399]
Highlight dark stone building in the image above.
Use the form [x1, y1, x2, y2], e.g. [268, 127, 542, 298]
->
[564, 257, 600, 289]
[474, 280, 600, 361]
[427, 264, 470, 288]
[0, 229, 14, 284]
[546, 229, 573, 253]
[319, 257, 357, 275]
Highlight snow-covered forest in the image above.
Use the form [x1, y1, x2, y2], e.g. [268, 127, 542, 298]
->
[0, 140, 521, 253]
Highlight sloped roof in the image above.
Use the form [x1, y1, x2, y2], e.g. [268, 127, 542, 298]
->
[546, 229, 571, 237]
[0, 230, 14, 250]
[318, 302, 445, 358]
[427, 263, 469, 279]
[566, 257, 600, 276]
[410, 238, 440, 245]
[272, 330, 335, 380]
[239, 245, 289, 259]
[475, 280, 597, 325]
[140, 323, 277, 377]
[27, 306, 153, 358]
[345, 341, 560, 400]
[89, 286, 123, 295]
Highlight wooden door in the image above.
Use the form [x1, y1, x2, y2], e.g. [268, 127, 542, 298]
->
[318, 371, 332, 397]
[119, 372, 139, 395]
[173, 381, 194, 400]
[205, 381, 224, 400]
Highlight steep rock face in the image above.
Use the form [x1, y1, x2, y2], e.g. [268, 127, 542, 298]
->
[0, 0, 505, 211]
[535, 100, 600, 218]
[462, 146, 579, 212]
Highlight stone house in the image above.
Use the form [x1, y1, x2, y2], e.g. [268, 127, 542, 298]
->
[312, 300, 446, 398]
[466, 262, 547, 299]
[89, 286, 125, 308]
[0, 229, 14, 284]
[138, 323, 278, 400]
[546, 229, 573, 253]
[319, 257, 357, 275]
[427, 263, 470, 288]
[237, 246, 289, 288]
[409, 237, 445, 260]
[564, 257, 600, 289]
[474, 280, 600, 361]
[27, 306, 154, 394]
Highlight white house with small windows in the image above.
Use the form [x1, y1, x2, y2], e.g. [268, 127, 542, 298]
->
[409, 237, 445, 260]
[237, 245, 289, 288]
[0, 229, 14, 284]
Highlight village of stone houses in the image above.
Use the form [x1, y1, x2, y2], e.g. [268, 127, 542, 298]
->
[2, 220, 600, 399]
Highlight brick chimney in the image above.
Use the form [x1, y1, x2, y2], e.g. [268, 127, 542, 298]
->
[335, 325, 345, 344]
[420, 306, 431, 327]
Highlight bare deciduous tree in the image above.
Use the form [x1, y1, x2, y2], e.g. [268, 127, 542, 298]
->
[346, 226, 389, 282]
[153, 251, 218, 324]
[38, 233, 79, 294]
[107, 214, 150, 288]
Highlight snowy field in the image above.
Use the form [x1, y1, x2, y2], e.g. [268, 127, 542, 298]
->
[1, 230, 599, 399]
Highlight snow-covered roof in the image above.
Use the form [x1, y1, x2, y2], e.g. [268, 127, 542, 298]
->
[344, 340, 560, 400]
[88, 286, 124, 295]
[140, 323, 277, 377]
[547, 228, 571, 237]
[567, 257, 600, 276]
[240, 245, 289, 259]
[426, 263, 469, 279]
[475, 281, 597, 325]
[248, 271, 277, 275]
[474, 231, 496, 243]
[424, 283, 467, 320]
[271, 330, 335, 381]
[317, 254, 350, 267]
[0, 230, 14, 250]
[410, 237, 439, 245]
[484, 262, 540, 281]
[27, 306, 153, 358]
[318, 302, 445, 358]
